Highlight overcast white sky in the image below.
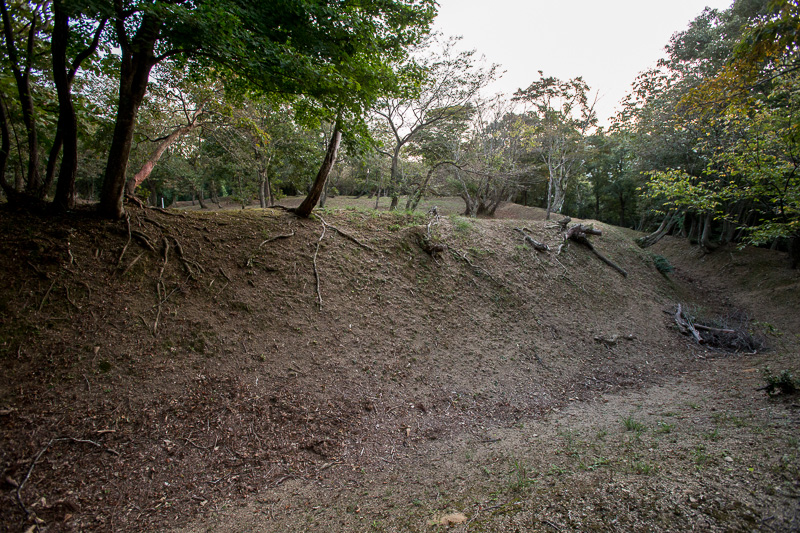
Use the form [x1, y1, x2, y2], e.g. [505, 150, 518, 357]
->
[433, 0, 735, 125]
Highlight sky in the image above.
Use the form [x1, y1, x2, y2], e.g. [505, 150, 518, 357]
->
[433, 0, 735, 125]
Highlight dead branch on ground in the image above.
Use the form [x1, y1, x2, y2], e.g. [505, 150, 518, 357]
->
[675, 303, 703, 343]
[671, 305, 766, 352]
[38, 279, 57, 312]
[515, 227, 549, 252]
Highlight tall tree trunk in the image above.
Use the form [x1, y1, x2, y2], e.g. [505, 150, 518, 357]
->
[258, 173, 267, 208]
[1, 1, 40, 194]
[98, 12, 161, 219]
[295, 119, 342, 218]
[50, 3, 78, 211]
[687, 213, 698, 243]
[0, 90, 11, 198]
[788, 235, 800, 269]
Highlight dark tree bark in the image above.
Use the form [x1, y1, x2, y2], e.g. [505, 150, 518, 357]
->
[1, 0, 41, 195]
[789, 235, 800, 269]
[99, 8, 163, 219]
[0, 91, 11, 198]
[699, 211, 714, 251]
[50, 3, 77, 210]
[637, 210, 679, 248]
[295, 120, 342, 218]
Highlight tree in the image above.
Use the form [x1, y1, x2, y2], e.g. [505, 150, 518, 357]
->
[618, 0, 772, 247]
[643, 0, 800, 263]
[124, 66, 213, 200]
[373, 35, 494, 210]
[513, 73, 597, 219]
[96, 0, 436, 219]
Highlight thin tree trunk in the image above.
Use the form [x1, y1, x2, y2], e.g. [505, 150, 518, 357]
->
[0, 90, 11, 198]
[258, 173, 267, 208]
[637, 210, 678, 248]
[699, 211, 714, 251]
[50, 3, 78, 210]
[125, 121, 200, 198]
[295, 119, 342, 218]
[407, 162, 451, 211]
[1, 1, 40, 194]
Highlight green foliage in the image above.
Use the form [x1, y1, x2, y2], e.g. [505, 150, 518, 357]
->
[633, 1, 800, 246]
[651, 254, 674, 274]
[761, 367, 799, 396]
[622, 415, 647, 433]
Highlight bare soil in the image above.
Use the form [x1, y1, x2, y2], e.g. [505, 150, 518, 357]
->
[0, 201, 797, 532]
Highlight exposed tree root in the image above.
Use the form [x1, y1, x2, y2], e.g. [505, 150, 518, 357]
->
[130, 230, 155, 252]
[317, 216, 375, 252]
[564, 224, 627, 277]
[313, 221, 327, 309]
[117, 213, 132, 267]
[451, 248, 502, 286]
[259, 231, 295, 247]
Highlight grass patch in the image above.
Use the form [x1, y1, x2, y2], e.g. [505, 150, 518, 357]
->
[622, 415, 647, 433]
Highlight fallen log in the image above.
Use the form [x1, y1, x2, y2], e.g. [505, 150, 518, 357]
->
[514, 228, 550, 252]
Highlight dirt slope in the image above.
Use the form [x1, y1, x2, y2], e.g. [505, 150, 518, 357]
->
[0, 204, 797, 532]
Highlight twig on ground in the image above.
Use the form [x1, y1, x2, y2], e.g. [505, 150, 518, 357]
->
[38, 280, 57, 312]
[218, 267, 232, 282]
[27, 261, 48, 279]
[120, 252, 144, 277]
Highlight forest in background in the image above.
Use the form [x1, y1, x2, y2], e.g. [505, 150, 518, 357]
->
[1, 0, 798, 263]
